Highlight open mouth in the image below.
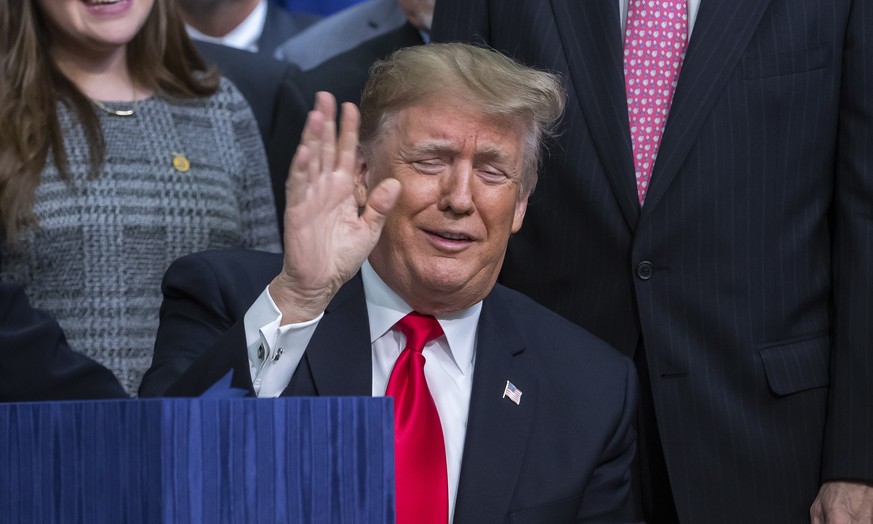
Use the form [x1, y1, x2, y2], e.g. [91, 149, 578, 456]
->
[82, 0, 129, 7]
[433, 231, 471, 241]
[424, 229, 475, 250]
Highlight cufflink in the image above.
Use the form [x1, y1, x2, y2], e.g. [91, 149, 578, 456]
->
[257, 344, 265, 360]
[273, 347, 284, 362]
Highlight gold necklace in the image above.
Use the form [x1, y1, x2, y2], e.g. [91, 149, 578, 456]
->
[91, 95, 137, 117]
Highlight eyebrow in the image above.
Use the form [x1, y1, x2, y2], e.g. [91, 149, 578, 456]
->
[406, 141, 516, 167]
[405, 140, 460, 156]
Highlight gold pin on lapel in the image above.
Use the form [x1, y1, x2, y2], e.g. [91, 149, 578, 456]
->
[172, 152, 190, 172]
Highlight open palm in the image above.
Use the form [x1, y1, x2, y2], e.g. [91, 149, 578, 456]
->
[270, 92, 400, 324]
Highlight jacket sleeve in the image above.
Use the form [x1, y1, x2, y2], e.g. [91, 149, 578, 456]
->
[138, 250, 266, 397]
[0, 283, 127, 401]
[822, 0, 873, 482]
[576, 357, 640, 522]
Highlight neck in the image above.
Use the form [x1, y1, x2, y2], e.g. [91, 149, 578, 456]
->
[51, 44, 144, 102]
[181, 0, 261, 37]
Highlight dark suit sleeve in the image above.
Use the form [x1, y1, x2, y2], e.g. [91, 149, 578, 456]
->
[823, 0, 873, 481]
[577, 358, 639, 522]
[0, 283, 126, 401]
[138, 251, 262, 397]
[138, 253, 230, 396]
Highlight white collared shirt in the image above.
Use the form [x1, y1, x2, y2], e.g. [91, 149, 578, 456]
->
[243, 260, 480, 522]
[185, 0, 267, 53]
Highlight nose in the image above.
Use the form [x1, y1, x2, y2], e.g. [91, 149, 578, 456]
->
[438, 162, 474, 215]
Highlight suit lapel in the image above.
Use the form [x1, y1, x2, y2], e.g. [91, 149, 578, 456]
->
[640, 0, 773, 216]
[453, 292, 538, 522]
[258, 3, 282, 56]
[550, 0, 640, 230]
[550, 0, 774, 227]
[284, 274, 372, 396]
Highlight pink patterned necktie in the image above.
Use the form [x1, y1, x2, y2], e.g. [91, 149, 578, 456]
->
[385, 312, 448, 524]
[623, 0, 688, 204]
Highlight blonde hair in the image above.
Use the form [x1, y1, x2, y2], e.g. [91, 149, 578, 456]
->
[359, 42, 566, 196]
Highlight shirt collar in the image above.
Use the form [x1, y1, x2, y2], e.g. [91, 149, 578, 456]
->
[186, 0, 267, 53]
[361, 260, 480, 375]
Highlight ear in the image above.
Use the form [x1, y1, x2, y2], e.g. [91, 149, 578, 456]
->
[511, 194, 528, 233]
[354, 153, 369, 207]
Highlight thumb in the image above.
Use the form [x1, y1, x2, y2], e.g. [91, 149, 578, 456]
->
[360, 177, 401, 236]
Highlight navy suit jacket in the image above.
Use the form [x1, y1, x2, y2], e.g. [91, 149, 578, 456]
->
[432, 1, 873, 523]
[0, 283, 126, 401]
[141, 249, 640, 523]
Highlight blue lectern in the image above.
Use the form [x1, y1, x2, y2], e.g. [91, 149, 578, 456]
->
[0, 397, 395, 523]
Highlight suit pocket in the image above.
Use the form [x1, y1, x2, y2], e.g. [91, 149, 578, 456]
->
[508, 493, 583, 524]
[742, 44, 831, 79]
[758, 333, 830, 396]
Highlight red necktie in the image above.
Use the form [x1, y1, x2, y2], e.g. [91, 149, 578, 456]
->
[385, 312, 448, 524]
[624, 0, 688, 204]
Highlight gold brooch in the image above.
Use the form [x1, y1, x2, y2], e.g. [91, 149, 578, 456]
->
[172, 153, 190, 172]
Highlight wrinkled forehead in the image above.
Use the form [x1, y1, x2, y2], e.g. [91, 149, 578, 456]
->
[381, 92, 526, 136]
[386, 100, 526, 157]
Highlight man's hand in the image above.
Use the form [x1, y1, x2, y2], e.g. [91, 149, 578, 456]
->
[811, 481, 873, 523]
[269, 92, 401, 324]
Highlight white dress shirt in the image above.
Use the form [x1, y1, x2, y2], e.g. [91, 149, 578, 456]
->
[243, 260, 480, 523]
[185, 0, 267, 53]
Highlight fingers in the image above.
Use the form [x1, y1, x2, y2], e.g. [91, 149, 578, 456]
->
[318, 94, 336, 175]
[295, 92, 335, 176]
[336, 102, 360, 175]
[315, 91, 336, 120]
[294, 93, 360, 176]
[286, 109, 323, 204]
[360, 177, 401, 236]
[299, 93, 330, 164]
[286, 93, 362, 210]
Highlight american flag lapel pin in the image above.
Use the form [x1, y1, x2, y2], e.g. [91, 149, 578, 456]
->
[502, 380, 522, 405]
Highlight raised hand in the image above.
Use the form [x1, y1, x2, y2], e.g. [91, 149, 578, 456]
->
[811, 481, 873, 524]
[269, 92, 400, 324]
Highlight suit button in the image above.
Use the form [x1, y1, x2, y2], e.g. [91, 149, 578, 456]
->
[637, 261, 654, 280]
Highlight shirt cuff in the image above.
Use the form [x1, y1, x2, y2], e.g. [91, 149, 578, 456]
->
[244, 286, 323, 397]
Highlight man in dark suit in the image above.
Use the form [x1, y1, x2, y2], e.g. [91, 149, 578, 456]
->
[141, 43, 639, 523]
[179, 0, 319, 56]
[431, 1, 873, 523]
[1, 283, 126, 401]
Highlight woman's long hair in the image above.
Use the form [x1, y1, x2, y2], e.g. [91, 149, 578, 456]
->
[0, 0, 220, 243]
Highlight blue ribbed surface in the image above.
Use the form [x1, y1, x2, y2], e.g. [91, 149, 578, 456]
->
[0, 398, 395, 523]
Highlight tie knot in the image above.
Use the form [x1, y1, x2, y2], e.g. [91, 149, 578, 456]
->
[395, 312, 443, 353]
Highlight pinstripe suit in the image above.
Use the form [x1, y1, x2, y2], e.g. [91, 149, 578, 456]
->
[432, 1, 873, 522]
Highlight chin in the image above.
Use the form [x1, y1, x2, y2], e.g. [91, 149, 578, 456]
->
[413, 262, 494, 302]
